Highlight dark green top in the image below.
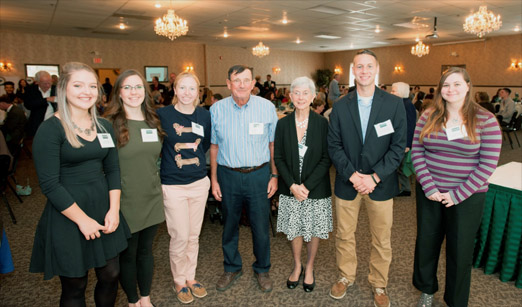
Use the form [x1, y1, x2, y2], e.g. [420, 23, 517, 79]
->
[118, 120, 164, 233]
[30, 116, 130, 280]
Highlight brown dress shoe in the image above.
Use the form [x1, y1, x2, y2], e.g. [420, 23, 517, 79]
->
[216, 270, 242, 291]
[254, 272, 273, 292]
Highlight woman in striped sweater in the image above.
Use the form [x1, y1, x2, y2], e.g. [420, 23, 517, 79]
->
[411, 67, 502, 307]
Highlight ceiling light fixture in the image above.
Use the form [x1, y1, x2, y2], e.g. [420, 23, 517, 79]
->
[223, 27, 228, 38]
[463, 6, 502, 38]
[282, 11, 288, 24]
[154, 2, 188, 41]
[375, 25, 381, 33]
[514, 26, 520, 32]
[252, 41, 270, 58]
[155, 3, 161, 8]
[296, 38, 301, 44]
[411, 41, 429, 57]
[119, 23, 126, 30]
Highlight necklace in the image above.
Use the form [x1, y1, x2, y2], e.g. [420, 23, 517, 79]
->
[295, 117, 309, 129]
[72, 121, 95, 136]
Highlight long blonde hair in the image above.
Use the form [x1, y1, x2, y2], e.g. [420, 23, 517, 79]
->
[419, 67, 479, 143]
[57, 62, 105, 148]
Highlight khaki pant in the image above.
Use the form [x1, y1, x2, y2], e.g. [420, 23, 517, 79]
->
[162, 177, 210, 285]
[335, 193, 393, 288]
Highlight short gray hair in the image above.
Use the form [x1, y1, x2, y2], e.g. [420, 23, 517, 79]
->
[392, 82, 410, 98]
[290, 76, 315, 93]
[35, 71, 51, 83]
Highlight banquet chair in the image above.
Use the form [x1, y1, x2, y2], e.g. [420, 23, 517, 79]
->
[0, 155, 16, 224]
[502, 112, 521, 149]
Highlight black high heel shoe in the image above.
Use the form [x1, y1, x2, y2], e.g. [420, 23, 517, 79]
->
[303, 270, 315, 292]
[286, 265, 304, 289]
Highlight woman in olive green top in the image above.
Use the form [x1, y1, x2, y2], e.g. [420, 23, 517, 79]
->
[105, 69, 165, 307]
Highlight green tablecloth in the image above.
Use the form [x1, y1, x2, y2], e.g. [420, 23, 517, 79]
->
[473, 183, 522, 288]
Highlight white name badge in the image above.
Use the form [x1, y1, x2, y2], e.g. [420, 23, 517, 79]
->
[141, 128, 159, 142]
[446, 125, 468, 141]
[249, 122, 264, 135]
[298, 143, 308, 157]
[191, 122, 204, 137]
[374, 119, 395, 137]
[97, 133, 115, 148]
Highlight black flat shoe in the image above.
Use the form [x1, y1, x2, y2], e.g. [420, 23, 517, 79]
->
[303, 270, 315, 292]
[286, 265, 303, 289]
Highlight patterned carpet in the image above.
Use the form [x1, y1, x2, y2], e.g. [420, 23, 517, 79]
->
[1, 136, 521, 306]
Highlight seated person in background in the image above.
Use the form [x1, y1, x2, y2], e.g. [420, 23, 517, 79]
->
[413, 91, 425, 113]
[421, 99, 433, 115]
[282, 88, 290, 103]
[475, 92, 495, 114]
[252, 87, 261, 96]
[275, 88, 284, 101]
[149, 76, 167, 104]
[311, 99, 326, 115]
[254, 75, 264, 96]
[204, 93, 223, 110]
[2, 82, 18, 104]
[424, 87, 435, 100]
[490, 88, 502, 103]
[0, 96, 27, 156]
[265, 92, 277, 105]
[496, 87, 515, 125]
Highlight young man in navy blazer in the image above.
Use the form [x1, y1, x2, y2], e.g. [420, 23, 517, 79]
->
[327, 49, 406, 307]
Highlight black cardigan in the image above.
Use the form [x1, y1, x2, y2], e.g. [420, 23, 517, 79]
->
[274, 111, 331, 199]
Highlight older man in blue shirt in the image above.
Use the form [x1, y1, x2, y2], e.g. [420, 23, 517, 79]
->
[210, 65, 279, 293]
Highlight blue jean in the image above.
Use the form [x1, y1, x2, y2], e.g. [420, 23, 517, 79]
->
[217, 164, 271, 273]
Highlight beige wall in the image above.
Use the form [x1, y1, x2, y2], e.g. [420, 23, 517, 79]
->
[324, 34, 522, 99]
[0, 30, 324, 97]
[1, 30, 520, 99]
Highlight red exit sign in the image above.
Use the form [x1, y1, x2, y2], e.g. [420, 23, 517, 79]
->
[93, 57, 103, 64]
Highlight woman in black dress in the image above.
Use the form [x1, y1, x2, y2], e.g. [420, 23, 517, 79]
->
[30, 62, 130, 306]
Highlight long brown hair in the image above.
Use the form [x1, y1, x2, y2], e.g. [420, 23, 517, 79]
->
[104, 69, 164, 147]
[419, 67, 479, 143]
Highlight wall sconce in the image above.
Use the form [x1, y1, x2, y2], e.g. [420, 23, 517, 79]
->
[394, 65, 403, 73]
[185, 65, 194, 72]
[334, 67, 342, 74]
[510, 60, 522, 70]
[0, 61, 13, 72]
[272, 66, 281, 74]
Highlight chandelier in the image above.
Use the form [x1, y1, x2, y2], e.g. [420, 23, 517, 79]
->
[154, 9, 188, 40]
[252, 42, 270, 58]
[463, 6, 502, 38]
[411, 41, 430, 57]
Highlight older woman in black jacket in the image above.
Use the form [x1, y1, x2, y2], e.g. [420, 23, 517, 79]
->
[274, 76, 332, 293]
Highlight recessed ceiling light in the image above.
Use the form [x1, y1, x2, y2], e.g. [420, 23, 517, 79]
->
[375, 25, 381, 33]
[155, 3, 161, 8]
[296, 38, 301, 44]
[282, 11, 288, 24]
[315, 34, 341, 39]
[119, 23, 126, 30]
[223, 27, 228, 38]
[515, 26, 520, 32]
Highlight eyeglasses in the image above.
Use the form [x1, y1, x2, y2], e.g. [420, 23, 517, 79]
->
[230, 78, 252, 86]
[122, 85, 144, 91]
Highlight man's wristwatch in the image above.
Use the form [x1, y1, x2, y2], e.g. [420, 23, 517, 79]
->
[270, 174, 279, 178]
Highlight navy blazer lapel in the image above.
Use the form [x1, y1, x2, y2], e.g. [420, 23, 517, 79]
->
[346, 92, 363, 143]
[364, 87, 384, 142]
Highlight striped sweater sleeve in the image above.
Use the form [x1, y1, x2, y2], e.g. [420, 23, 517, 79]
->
[449, 113, 502, 204]
[411, 112, 438, 197]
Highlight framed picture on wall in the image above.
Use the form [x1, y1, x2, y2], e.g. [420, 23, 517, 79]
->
[25, 64, 60, 78]
[144, 66, 168, 82]
[441, 64, 466, 74]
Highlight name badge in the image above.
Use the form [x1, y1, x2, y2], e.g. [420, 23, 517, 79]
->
[446, 125, 468, 141]
[249, 122, 264, 135]
[191, 122, 204, 137]
[159, 89, 163, 93]
[374, 119, 395, 137]
[97, 133, 115, 148]
[298, 143, 308, 157]
[141, 128, 159, 142]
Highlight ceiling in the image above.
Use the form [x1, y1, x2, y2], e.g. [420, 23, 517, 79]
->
[1, 0, 521, 52]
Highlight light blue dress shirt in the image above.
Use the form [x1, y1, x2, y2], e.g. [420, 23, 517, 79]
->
[210, 95, 278, 168]
[358, 95, 373, 144]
